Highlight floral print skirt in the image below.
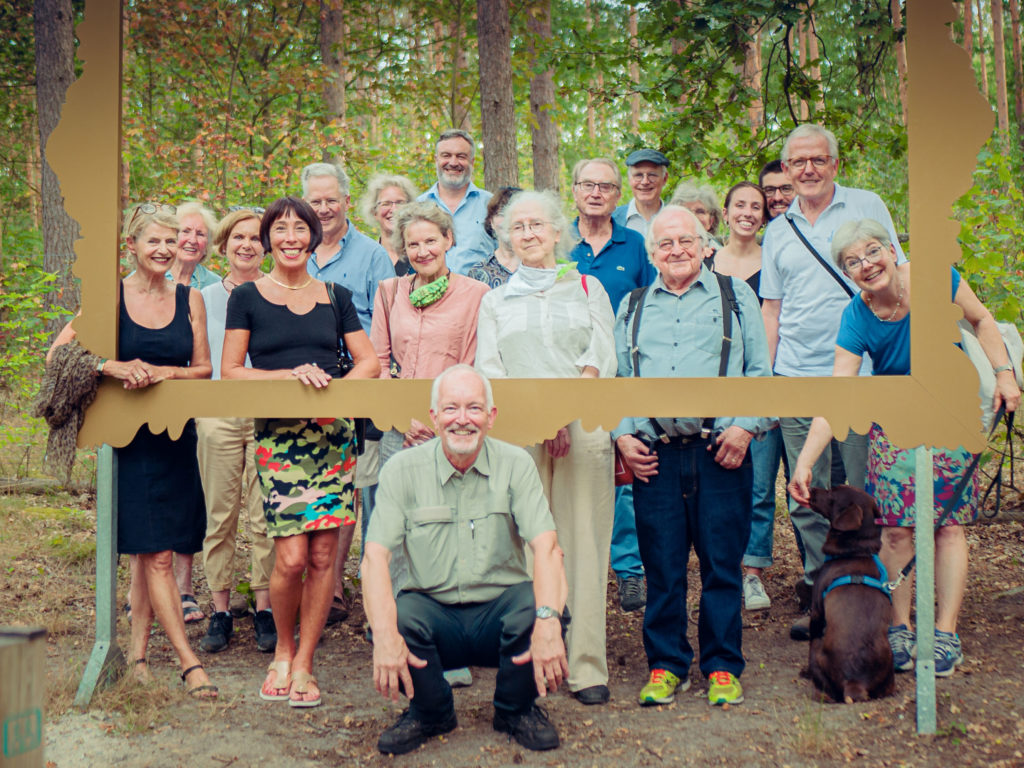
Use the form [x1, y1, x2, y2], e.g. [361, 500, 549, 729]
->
[253, 417, 357, 538]
[867, 422, 979, 528]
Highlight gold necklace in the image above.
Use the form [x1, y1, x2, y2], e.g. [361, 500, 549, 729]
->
[865, 274, 904, 322]
[266, 272, 312, 290]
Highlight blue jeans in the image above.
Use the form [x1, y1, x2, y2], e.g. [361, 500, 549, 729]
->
[633, 437, 752, 679]
[395, 582, 537, 721]
[610, 485, 644, 578]
[743, 428, 785, 569]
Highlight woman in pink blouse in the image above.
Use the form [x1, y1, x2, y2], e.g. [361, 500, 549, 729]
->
[370, 201, 490, 455]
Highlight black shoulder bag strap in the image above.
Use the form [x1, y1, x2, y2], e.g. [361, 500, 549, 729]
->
[325, 282, 366, 454]
[786, 215, 854, 298]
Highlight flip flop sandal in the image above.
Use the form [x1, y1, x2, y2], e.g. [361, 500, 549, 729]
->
[181, 664, 218, 699]
[181, 594, 205, 624]
[289, 671, 321, 708]
[132, 658, 153, 684]
[260, 661, 292, 701]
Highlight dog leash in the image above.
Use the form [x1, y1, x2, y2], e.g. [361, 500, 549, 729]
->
[886, 404, 1013, 592]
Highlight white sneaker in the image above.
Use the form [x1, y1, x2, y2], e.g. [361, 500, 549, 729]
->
[743, 573, 771, 611]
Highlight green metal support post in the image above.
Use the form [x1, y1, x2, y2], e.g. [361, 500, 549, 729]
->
[914, 446, 935, 734]
[74, 444, 124, 708]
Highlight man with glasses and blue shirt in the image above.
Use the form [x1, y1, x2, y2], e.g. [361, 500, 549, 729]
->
[759, 124, 906, 641]
[569, 158, 655, 616]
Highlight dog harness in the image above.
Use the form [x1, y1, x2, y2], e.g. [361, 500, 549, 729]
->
[821, 554, 892, 601]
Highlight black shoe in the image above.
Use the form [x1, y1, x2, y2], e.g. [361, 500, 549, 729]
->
[199, 611, 233, 653]
[571, 684, 610, 705]
[253, 609, 277, 653]
[377, 708, 457, 755]
[790, 614, 811, 641]
[493, 704, 559, 751]
[617, 575, 647, 613]
[325, 594, 349, 626]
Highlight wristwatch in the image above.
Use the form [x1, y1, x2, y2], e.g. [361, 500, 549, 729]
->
[993, 363, 1013, 374]
[535, 605, 560, 620]
[96, 358, 106, 375]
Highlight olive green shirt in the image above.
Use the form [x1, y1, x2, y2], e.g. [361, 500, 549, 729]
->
[368, 436, 555, 605]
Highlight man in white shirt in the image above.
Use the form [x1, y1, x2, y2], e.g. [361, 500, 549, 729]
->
[760, 124, 905, 640]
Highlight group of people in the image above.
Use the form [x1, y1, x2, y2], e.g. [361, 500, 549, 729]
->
[49, 123, 1019, 755]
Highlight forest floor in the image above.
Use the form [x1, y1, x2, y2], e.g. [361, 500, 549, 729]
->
[4, 481, 1024, 768]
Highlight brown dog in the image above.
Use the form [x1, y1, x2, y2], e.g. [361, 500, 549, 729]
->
[805, 485, 894, 703]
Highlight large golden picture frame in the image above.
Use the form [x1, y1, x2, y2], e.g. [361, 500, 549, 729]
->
[55, 0, 991, 453]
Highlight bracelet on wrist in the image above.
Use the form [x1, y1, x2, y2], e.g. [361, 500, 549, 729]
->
[993, 363, 1013, 375]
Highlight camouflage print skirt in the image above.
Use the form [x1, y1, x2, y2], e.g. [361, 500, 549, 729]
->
[253, 417, 357, 538]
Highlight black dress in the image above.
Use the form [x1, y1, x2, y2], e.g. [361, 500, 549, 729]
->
[115, 283, 206, 555]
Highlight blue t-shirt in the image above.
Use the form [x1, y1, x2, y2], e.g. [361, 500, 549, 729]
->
[569, 218, 656, 309]
[836, 267, 960, 376]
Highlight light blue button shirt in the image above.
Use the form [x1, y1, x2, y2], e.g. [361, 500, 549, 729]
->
[418, 182, 494, 275]
[306, 220, 393, 333]
[612, 199, 664, 236]
[611, 267, 774, 440]
[759, 182, 907, 377]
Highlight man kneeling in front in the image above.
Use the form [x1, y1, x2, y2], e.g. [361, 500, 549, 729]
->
[363, 364, 569, 755]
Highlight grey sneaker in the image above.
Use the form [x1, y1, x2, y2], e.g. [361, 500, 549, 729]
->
[742, 573, 771, 611]
[934, 630, 963, 677]
[887, 624, 916, 672]
[617, 575, 647, 613]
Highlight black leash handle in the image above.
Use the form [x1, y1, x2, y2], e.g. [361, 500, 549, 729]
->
[889, 404, 1011, 589]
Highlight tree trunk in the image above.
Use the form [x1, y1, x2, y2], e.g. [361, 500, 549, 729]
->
[1009, 0, 1023, 123]
[527, 0, 559, 192]
[796, 18, 809, 120]
[629, 6, 640, 132]
[476, 0, 517, 189]
[992, 0, 1009, 146]
[891, 0, 909, 125]
[964, 0, 974, 51]
[585, 0, 595, 139]
[34, 0, 80, 336]
[743, 26, 763, 132]
[448, 4, 470, 129]
[978, 0, 990, 97]
[320, 0, 346, 162]
[806, 8, 823, 114]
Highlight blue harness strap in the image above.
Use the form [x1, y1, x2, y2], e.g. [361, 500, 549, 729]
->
[821, 554, 892, 602]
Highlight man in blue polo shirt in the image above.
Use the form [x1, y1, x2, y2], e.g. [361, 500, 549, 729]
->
[760, 124, 906, 641]
[570, 157, 655, 614]
[417, 129, 494, 275]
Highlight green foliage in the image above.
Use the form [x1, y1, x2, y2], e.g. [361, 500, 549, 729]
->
[954, 139, 1024, 323]
[0, 258, 69, 396]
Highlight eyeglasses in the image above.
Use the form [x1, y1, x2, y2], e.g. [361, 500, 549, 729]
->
[509, 220, 550, 236]
[785, 156, 833, 170]
[375, 199, 407, 211]
[575, 181, 619, 195]
[629, 171, 665, 182]
[762, 184, 794, 197]
[228, 205, 266, 214]
[125, 202, 176, 234]
[841, 244, 888, 273]
[655, 235, 701, 253]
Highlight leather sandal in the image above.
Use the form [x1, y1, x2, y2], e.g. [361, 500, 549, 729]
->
[181, 663, 218, 699]
[260, 660, 292, 701]
[289, 671, 321, 708]
[181, 594, 205, 624]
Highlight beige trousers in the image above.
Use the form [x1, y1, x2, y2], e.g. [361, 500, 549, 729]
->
[527, 421, 614, 691]
[197, 417, 275, 592]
